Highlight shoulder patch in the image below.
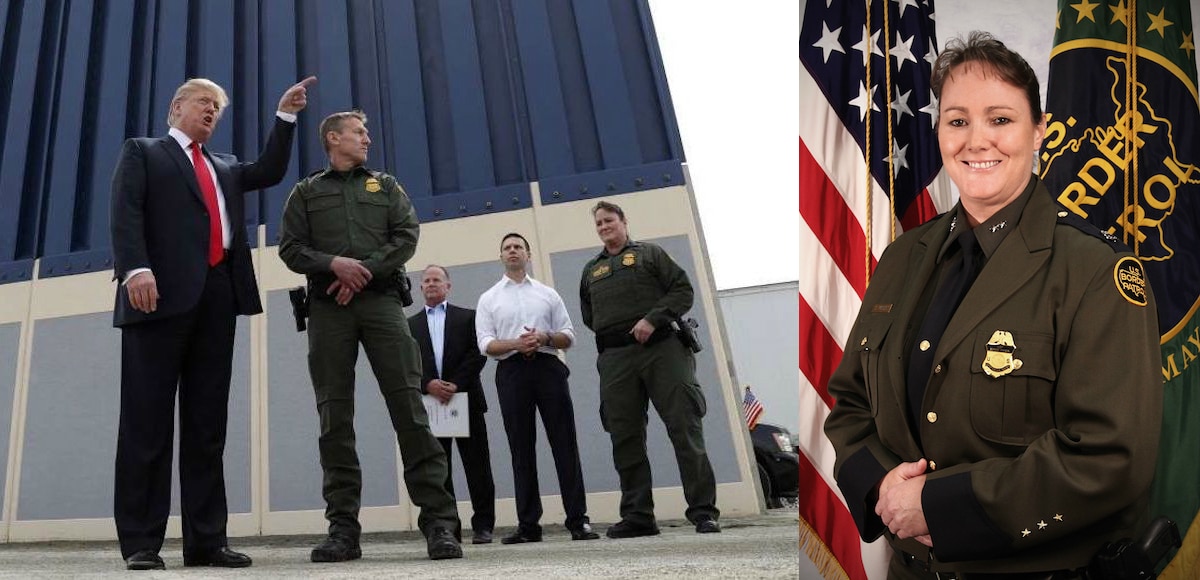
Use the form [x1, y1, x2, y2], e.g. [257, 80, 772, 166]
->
[1055, 208, 1127, 252]
[1113, 256, 1148, 306]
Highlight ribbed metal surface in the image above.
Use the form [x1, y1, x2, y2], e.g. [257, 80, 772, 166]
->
[0, 0, 683, 282]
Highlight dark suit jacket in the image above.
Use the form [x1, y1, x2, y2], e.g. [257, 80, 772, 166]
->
[409, 303, 488, 414]
[110, 118, 296, 327]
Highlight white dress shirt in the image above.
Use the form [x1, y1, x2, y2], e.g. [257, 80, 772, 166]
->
[475, 274, 576, 360]
[425, 301, 447, 378]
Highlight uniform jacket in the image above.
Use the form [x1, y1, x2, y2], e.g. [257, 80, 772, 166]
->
[824, 177, 1162, 573]
[277, 166, 418, 280]
[110, 117, 295, 327]
[579, 240, 693, 335]
[409, 303, 489, 415]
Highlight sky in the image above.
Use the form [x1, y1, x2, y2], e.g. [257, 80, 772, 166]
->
[648, 1, 801, 291]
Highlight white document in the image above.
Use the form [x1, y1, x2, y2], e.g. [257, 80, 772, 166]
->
[423, 393, 469, 438]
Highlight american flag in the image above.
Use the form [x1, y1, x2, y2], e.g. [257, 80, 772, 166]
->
[799, 0, 953, 578]
[742, 386, 764, 430]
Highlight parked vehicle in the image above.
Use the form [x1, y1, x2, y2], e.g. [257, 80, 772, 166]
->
[751, 423, 799, 508]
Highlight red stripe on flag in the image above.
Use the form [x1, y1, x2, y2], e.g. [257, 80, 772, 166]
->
[800, 296, 840, 408]
[900, 187, 941, 231]
[798, 450, 868, 580]
[800, 139, 873, 297]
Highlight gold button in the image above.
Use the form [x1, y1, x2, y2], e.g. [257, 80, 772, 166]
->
[929, 461, 937, 470]
[927, 412, 938, 423]
[919, 340, 930, 351]
[934, 364, 943, 373]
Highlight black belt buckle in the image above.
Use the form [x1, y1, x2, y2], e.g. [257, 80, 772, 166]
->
[902, 550, 930, 571]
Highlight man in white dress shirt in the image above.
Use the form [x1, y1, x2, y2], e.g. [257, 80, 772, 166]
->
[475, 233, 599, 544]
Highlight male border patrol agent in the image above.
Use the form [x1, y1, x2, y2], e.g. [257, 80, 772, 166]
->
[579, 200, 720, 538]
[279, 111, 461, 562]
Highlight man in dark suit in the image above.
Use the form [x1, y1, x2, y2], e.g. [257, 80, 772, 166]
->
[408, 264, 496, 544]
[109, 76, 314, 571]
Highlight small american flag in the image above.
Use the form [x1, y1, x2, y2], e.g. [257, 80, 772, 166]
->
[742, 386, 764, 431]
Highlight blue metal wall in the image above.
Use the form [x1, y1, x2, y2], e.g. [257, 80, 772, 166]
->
[0, 0, 684, 284]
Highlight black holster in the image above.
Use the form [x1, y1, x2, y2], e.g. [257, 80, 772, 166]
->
[671, 316, 702, 353]
[288, 286, 308, 332]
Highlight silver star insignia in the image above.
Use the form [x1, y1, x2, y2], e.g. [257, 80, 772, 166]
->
[1037, 520, 1048, 530]
[1021, 529, 1031, 537]
[990, 221, 1007, 233]
[1054, 514, 1064, 522]
[949, 215, 958, 233]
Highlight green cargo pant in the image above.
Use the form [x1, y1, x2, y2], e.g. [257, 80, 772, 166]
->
[597, 335, 719, 525]
[307, 289, 459, 539]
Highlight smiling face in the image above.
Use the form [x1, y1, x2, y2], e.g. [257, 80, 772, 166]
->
[172, 89, 223, 144]
[938, 63, 1046, 224]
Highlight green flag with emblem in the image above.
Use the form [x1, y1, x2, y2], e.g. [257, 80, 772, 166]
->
[1040, 0, 1200, 575]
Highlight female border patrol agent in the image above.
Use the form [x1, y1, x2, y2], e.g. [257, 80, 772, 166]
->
[824, 33, 1161, 578]
[579, 200, 721, 538]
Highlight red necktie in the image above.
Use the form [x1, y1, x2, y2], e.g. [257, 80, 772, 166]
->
[190, 142, 224, 266]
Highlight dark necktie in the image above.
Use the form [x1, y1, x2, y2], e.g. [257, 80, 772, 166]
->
[190, 142, 223, 266]
[906, 227, 982, 432]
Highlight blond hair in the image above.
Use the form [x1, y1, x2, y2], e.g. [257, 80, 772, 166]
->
[167, 78, 229, 127]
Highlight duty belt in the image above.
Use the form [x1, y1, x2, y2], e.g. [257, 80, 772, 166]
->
[595, 326, 671, 353]
[307, 272, 396, 299]
[900, 550, 1081, 580]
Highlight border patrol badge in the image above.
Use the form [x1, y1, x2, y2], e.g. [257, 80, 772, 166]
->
[592, 264, 610, 278]
[622, 253, 636, 266]
[1113, 257, 1148, 306]
[365, 177, 381, 193]
[982, 330, 1023, 378]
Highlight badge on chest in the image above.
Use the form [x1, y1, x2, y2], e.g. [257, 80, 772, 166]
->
[982, 330, 1023, 378]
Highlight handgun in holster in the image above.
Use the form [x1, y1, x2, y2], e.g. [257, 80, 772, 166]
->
[670, 316, 703, 353]
[394, 268, 413, 307]
[1086, 516, 1180, 580]
[288, 286, 309, 332]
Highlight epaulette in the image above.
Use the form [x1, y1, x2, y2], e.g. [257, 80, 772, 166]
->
[1054, 206, 1128, 253]
[304, 168, 327, 180]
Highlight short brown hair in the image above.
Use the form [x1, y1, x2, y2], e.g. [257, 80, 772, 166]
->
[319, 111, 367, 152]
[591, 200, 626, 221]
[500, 232, 530, 251]
[931, 31, 1042, 122]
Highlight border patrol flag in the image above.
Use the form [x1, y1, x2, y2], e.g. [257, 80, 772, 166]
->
[1040, 1, 1200, 575]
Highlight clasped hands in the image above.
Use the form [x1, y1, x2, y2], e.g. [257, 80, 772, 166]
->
[876, 458, 932, 547]
[326, 257, 372, 305]
[426, 379, 458, 404]
[516, 326, 549, 355]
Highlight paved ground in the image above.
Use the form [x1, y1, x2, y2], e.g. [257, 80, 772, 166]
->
[0, 509, 803, 579]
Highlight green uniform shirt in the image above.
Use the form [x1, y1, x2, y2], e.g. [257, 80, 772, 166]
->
[278, 165, 419, 278]
[579, 240, 693, 335]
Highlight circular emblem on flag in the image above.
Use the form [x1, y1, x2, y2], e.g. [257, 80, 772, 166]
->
[1113, 257, 1148, 307]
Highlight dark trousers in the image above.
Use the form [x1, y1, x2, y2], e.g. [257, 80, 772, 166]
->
[439, 407, 496, 532]
[598, 337, 718, 525]
[495, 353, 589, 532]
[308, 292, 459, 540]
[114, 263, 235, 559]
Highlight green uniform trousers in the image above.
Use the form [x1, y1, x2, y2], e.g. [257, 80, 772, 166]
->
[597, 336, 718, 525]
[307, 290, 459, 539]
